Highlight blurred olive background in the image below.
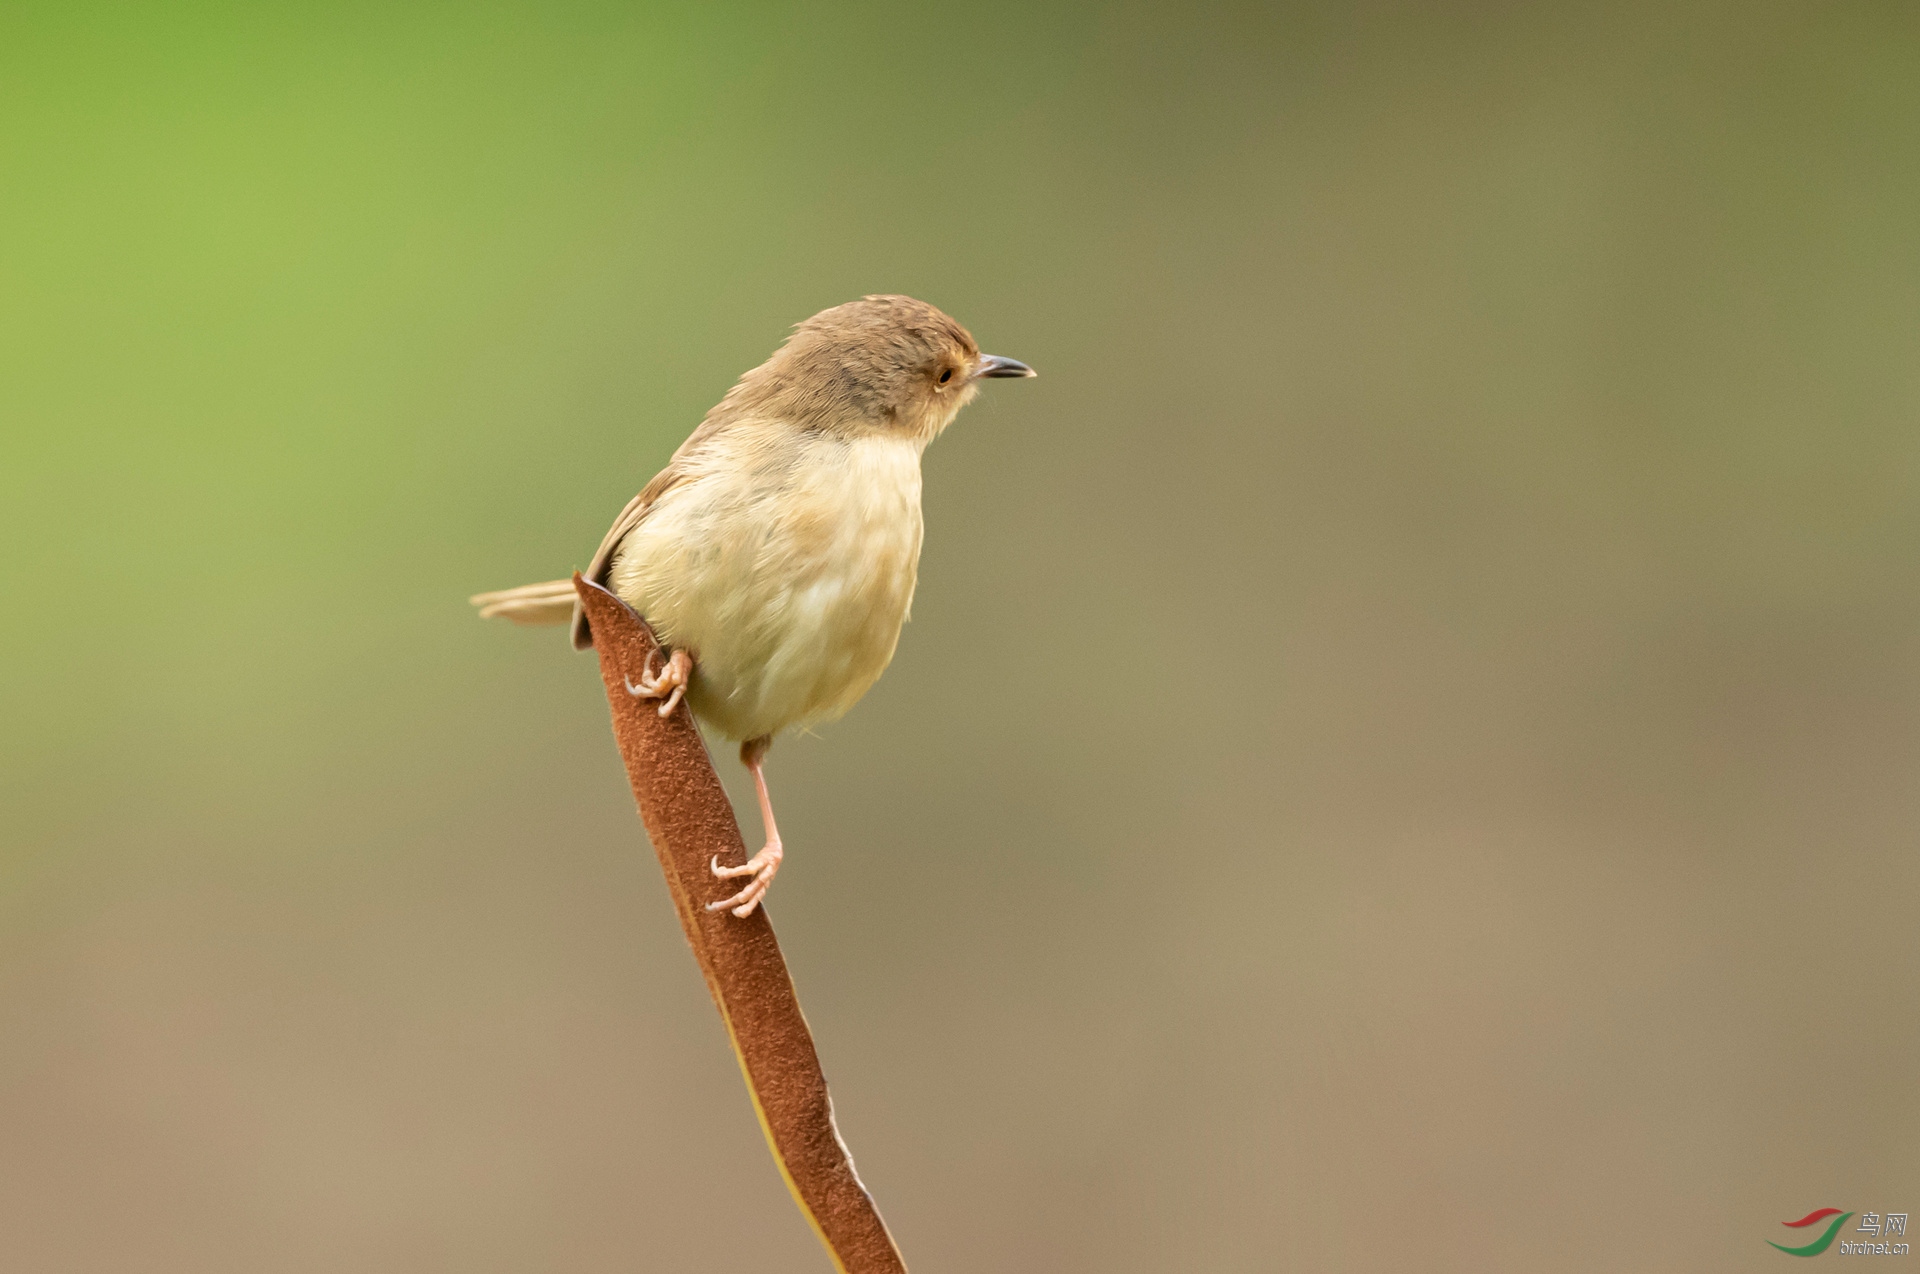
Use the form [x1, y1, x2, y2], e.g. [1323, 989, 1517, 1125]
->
[4, 2, 1918, 1270]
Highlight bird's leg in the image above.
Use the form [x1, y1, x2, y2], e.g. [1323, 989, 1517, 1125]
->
[624, 647, 692, 717]
[708, 735, 784, 918]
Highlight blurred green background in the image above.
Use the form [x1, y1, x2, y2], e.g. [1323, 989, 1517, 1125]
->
[4, 2, 1918, 1269]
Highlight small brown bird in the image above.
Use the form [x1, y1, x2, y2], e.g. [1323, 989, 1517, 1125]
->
[471, 295, 1034, 916]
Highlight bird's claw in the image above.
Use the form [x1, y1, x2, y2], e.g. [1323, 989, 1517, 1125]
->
[706, 842, 783, 918]
[624, 647, 692, 717]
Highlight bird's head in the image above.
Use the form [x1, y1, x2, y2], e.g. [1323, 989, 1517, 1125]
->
[741, 295, 1034, 444]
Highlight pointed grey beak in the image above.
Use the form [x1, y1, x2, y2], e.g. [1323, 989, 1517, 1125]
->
[975, 354, 1036, 379]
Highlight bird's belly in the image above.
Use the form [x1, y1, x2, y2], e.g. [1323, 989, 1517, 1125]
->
[688, 545, 915, 739]
[611, 435, 925, 741]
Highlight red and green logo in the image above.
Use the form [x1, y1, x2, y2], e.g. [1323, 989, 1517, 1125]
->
[1771, 1209, 1853, 1257]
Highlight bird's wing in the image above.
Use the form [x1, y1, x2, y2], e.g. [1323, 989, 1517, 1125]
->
[569, 466, 681, 649]
[569, 416, 735, 650]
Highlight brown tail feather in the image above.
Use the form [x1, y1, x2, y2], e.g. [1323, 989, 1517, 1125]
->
[470, 578, 577, 627]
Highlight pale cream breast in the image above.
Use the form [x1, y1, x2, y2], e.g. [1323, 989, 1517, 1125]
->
[606, 424, 926, 742]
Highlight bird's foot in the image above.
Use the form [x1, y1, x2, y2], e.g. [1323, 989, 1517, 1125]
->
[624, 647, 692, 717]
[707, 839, 783, 918]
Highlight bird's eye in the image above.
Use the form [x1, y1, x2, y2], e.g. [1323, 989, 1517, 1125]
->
[938, 368, 952, 384]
